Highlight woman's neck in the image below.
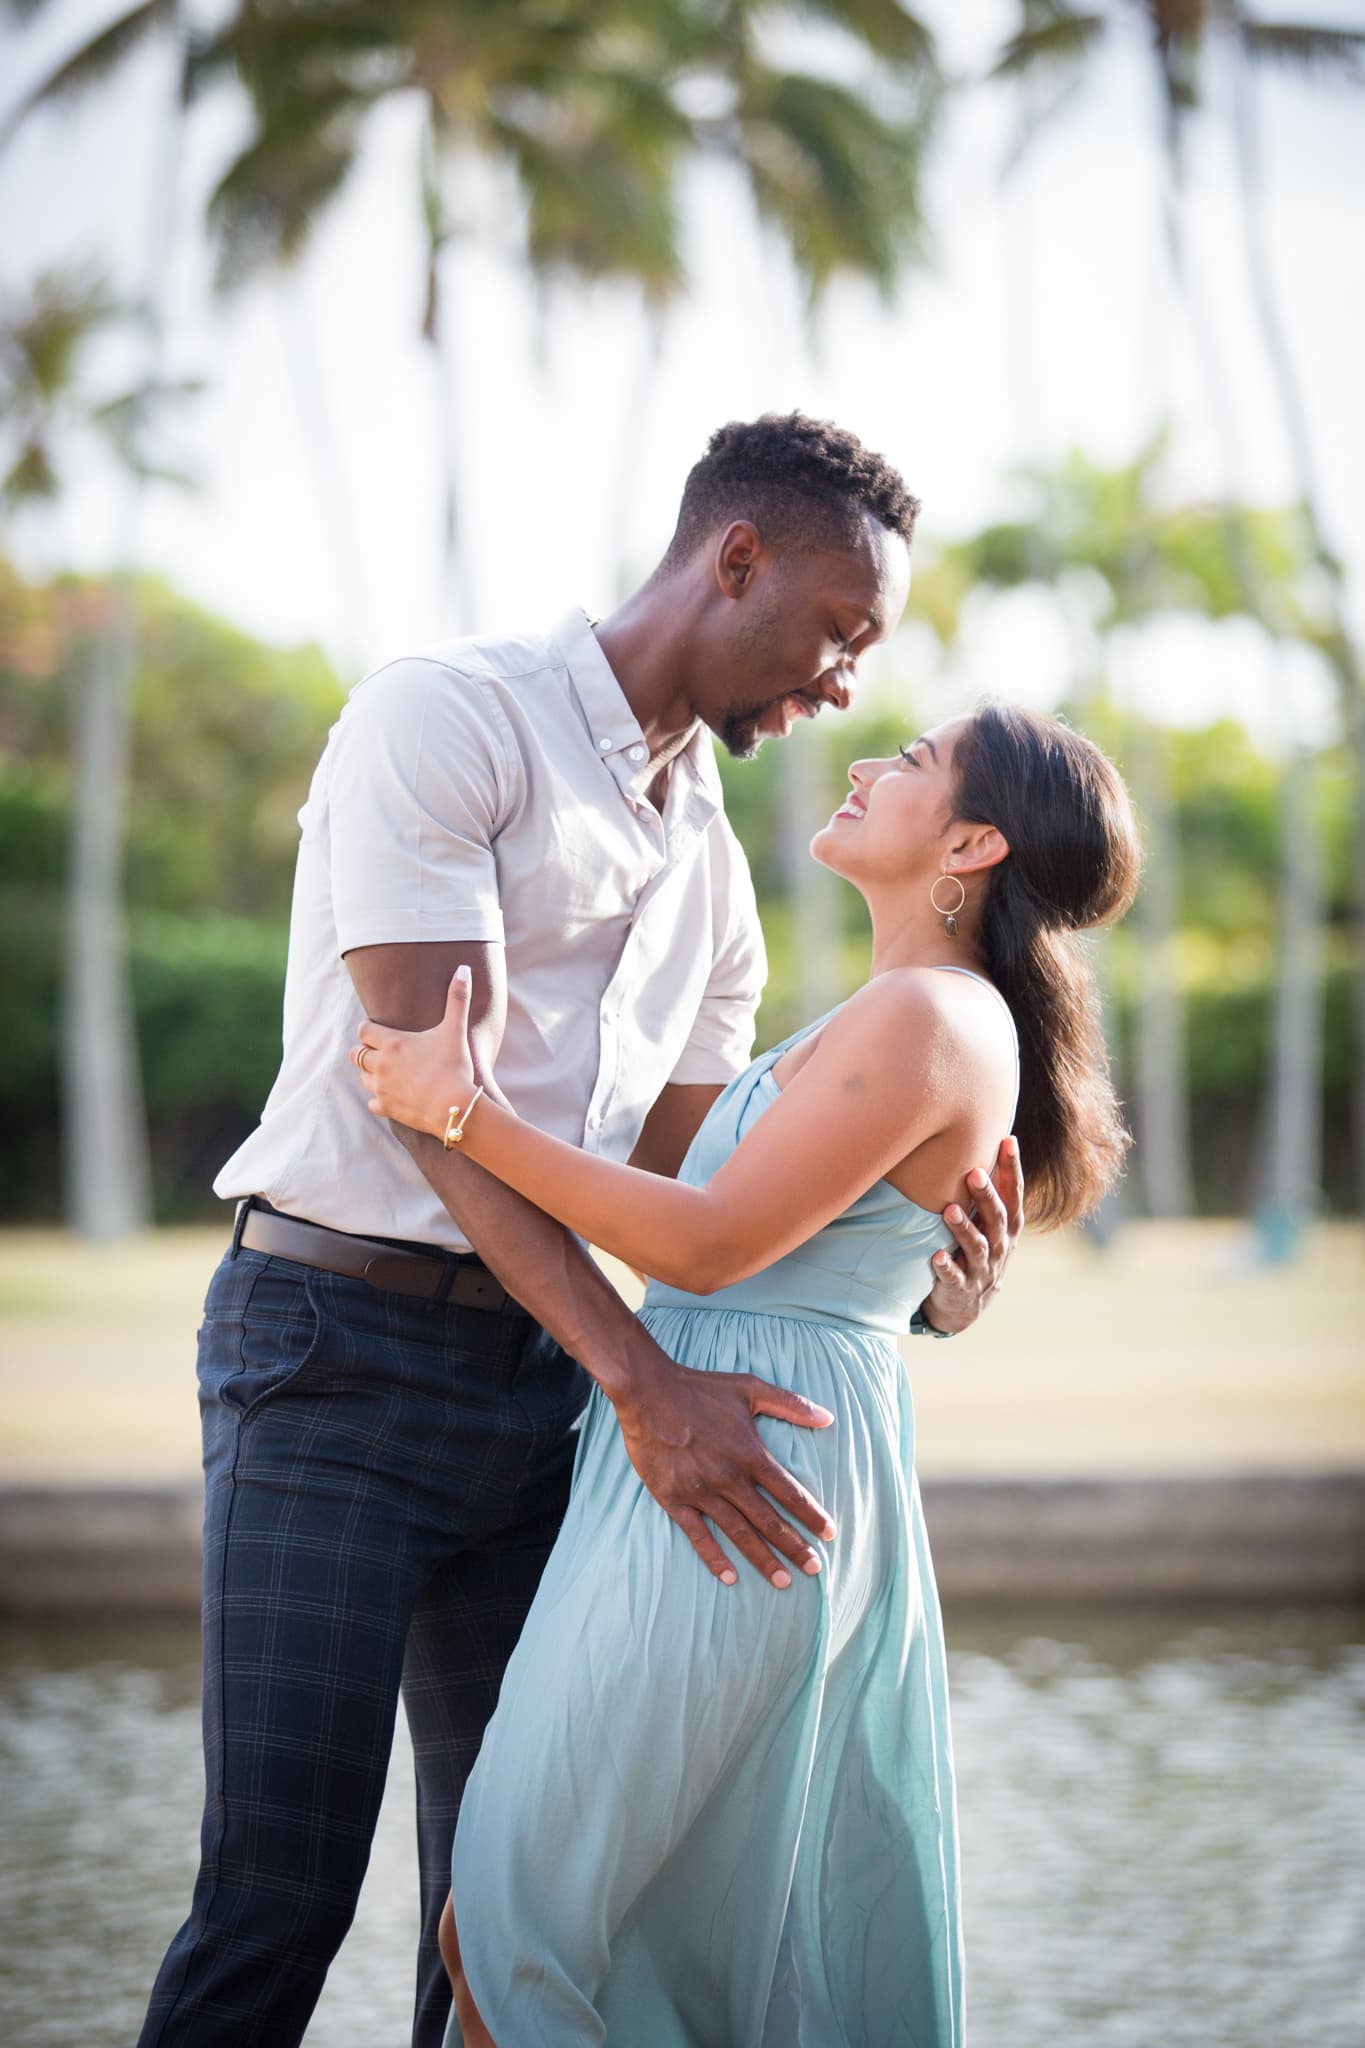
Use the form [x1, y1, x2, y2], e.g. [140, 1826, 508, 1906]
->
[864, 887, 988, 980]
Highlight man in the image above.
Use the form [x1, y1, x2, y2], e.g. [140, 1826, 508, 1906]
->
[139, 413, 1021, 2048]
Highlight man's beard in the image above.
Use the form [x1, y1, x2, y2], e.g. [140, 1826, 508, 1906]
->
[717, 701, 770, 760]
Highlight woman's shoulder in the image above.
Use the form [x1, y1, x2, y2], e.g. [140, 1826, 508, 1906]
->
[828, 968, 1015, 1080]
[837, 964, 1004, 1028]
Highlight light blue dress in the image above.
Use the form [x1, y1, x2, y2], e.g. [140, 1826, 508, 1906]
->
[449, 973, 1015, 2046]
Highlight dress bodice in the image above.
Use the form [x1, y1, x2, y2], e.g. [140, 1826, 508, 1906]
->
[642, 973, 1018, 1339]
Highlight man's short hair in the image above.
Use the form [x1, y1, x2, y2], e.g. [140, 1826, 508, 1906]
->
[662, 411, 920, 569]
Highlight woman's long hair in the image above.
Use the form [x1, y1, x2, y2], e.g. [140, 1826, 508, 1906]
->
[951, 703, 1142, 1229]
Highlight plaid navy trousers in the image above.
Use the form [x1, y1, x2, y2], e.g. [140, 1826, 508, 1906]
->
[137, 1235, 589, 2048]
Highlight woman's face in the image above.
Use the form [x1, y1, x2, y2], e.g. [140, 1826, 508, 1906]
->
[812, 716, 970, 886]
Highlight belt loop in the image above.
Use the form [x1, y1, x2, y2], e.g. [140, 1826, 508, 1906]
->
[431, 1253, 458, 1309]
[230, 1195, 255, 1260]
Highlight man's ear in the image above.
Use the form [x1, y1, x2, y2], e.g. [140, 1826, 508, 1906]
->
[715, 519, 765, 598]
[947, 823, 1010, 877]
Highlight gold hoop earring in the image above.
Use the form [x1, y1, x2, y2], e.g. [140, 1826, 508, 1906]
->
[930, 872, 966, 937]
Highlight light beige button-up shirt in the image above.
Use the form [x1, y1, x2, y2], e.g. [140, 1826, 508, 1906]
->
[215, 609, 766, 1250]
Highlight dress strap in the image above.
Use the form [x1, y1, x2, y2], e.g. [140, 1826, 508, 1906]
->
[759, 1002, 843, 1070]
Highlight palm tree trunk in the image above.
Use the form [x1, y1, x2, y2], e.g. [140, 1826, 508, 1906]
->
[279, 281, 374, 666]
[61, 4, 186, 1238]
[422, 109, 477, 635]
[778, 721, 841, 1022]
[63, 602, 152, 1237]
[1131, 714, 1193, 1218]
[608, 313, 665, 604]
[1259, 730, 1324, 1258]
[1229, 33, 1365, 1214]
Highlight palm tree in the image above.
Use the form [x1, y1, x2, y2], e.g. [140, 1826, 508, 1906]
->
[932, 445, 1320, 1219]
[175, 2, 935, 619]
[4, 0, 942, 1142]
[0, 267, 198, 1238]
[181, 0, 937, 1004]
[991, 0, 1365, 1231]
[2, 0, 196, 1240]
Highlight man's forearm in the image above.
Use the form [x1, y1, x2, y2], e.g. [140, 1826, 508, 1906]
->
[396, 1123, 663, 1407]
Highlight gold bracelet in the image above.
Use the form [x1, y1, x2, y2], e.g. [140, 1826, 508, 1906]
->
[442, 1086, 485, 1149]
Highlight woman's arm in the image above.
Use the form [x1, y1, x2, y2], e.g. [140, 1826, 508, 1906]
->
[352, 967, 966, 1293]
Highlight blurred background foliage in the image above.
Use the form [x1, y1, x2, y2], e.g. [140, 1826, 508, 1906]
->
[0, 0, 1361, 1241]
[0, 531, 1354, 1221]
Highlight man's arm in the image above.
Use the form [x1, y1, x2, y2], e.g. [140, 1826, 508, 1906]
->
[355, 967, 998, 1296]
[628, 1083, 724, 1180]
[345, 939, 836, 1590]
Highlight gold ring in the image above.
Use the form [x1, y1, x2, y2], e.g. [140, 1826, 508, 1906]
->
[356, 1045, 372, 1074]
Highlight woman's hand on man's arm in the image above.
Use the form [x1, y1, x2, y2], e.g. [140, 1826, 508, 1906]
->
[344, 940, 836, 1592]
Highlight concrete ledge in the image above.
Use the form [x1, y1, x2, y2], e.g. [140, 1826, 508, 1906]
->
[921, 1470, 1365, 1605]
[0, 1471, 1362, 1614]
[0, 1485, 205, 1614]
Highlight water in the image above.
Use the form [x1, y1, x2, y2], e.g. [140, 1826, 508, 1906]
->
[1, 1608, 1362, 2047]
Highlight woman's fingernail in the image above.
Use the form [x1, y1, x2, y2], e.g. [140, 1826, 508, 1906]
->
[455, 964, 471, 984]
[772, 1569, 792, 1589]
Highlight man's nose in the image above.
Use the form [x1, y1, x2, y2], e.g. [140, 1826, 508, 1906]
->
[818, 667, 855, 713]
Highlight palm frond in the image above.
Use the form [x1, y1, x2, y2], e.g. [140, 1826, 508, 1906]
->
[723, 67, 933, 303]
[0, 266, 127, 405]
[1239, 20, 1365, 83]
[990, 7, 1106, 81]
[765, 0, 939, 77]
[999, 65, 1087, 176]
[488, 62, 692, 301]
[187, 3, 409, 111]
[3, 440, 60, 508]
[0, 0, 176, 156]
[206, 96, 368, 292]
[87, 374, 202, 485]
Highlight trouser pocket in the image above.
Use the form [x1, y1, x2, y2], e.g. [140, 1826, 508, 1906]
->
[197, 1250, 327, 1418]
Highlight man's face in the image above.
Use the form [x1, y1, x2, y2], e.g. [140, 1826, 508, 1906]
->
[706, 515, 912, 760]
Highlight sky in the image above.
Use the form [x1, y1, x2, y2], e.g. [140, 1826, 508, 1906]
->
[2, 0, 1363, 751]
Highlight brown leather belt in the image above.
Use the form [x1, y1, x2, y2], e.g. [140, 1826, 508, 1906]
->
[238, 1204, 512, 1311]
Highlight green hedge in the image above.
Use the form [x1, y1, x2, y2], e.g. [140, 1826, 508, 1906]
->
[0, 888, 1355, 1222]
[0, 888, 288, 1222]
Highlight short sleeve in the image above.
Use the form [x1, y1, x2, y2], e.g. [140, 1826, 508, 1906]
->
[323, 658, 521, 956]
[669, 818, 767, 1085]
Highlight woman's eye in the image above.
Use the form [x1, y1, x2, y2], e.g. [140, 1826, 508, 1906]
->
[898, 743, 916, 766]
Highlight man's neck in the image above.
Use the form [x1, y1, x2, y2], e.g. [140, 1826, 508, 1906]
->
[594, 577, 705, 763]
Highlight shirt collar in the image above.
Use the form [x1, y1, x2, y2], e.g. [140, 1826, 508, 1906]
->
[551, 607, 723, 819]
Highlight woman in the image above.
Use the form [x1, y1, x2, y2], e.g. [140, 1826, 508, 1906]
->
[352, 702, 1141, 2047]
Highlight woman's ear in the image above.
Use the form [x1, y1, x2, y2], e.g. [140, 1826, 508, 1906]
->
[947, 823, 1010, 877]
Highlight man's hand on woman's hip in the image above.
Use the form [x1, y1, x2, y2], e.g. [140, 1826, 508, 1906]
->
[609, 1343, 837, 1591]
[917, 1136, 1024, 1338]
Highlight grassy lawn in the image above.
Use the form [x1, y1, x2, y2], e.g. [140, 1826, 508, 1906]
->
[0, 1220, 1361, 1481]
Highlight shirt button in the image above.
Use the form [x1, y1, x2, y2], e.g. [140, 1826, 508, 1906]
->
[598, 737, 612, 752]
[628, 745, 646, 763]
